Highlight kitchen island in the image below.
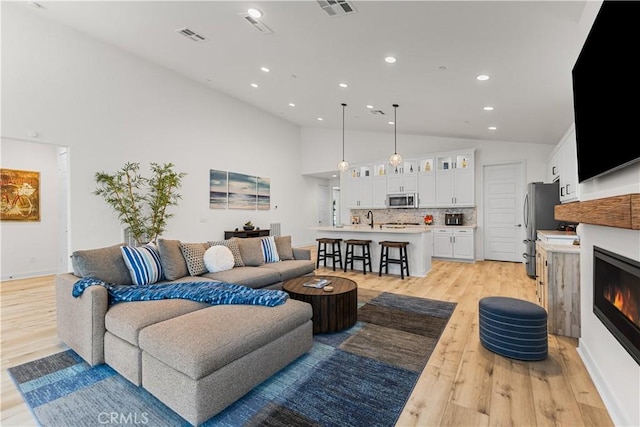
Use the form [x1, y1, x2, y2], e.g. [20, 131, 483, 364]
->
[310, 225, 433, 277]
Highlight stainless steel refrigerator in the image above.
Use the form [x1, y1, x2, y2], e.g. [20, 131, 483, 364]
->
[523, 181, 560, 278]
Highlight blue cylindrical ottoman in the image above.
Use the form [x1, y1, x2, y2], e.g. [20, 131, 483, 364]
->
[479, 296, 548, 361]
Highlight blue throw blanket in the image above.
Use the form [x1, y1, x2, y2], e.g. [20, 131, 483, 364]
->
[72, 277, 288, 307]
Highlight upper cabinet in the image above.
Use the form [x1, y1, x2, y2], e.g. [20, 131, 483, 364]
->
[345, 165, 373, 208]
[548, 125, 580, 203]
[387, 158, 418, 193]
[435, 150, 475, 207]
[341, 149, 476, 210]
[418, 155, 436, 207]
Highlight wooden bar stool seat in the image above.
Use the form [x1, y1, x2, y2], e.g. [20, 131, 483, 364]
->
[379, 241, 410, 279]
[316, 238, 343, 271]
[343, 239, 373, 275]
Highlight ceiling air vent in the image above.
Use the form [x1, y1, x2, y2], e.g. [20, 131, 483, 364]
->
[239, 13, 273, 34]
[317, 0, 357, 17]
[175, 27, 207, 43]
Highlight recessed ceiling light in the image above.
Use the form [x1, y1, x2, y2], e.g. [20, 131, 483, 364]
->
[332, 174, 337, 178]
[385, 56, 397, 64]
[339, 82, 348, 88]
[476, 74, 490, 81]
[488, 126, 497, 130]
[483, 106, 494, 111]
[388, 121, 394, 125]
[261, 66, 270, 73]
[250, 83, 258, 88]
[247, 8, 262, 19]
[289, 103, 295, 107]
[317, 117, 324, 121]
[366, 105, 374, 109]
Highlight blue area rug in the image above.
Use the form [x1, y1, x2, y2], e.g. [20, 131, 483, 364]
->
[8, 290, 456, 427]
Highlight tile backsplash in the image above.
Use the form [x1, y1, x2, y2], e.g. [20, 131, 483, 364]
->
[350, 207, 477, 226]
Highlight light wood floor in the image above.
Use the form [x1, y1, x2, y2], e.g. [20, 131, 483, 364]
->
[1, 256, 613, 426]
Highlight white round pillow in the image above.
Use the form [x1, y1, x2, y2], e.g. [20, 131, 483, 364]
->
[203, 245, 235, 273]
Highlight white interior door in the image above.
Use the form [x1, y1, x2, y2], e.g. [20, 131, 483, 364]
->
[483, 161, 525, 262]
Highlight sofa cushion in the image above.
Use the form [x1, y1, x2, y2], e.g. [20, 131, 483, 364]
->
[261, 236, 280, 263]
[121, 243, 164, 285]
[237, 237, 264, 266]
[201, 266, 280, 289]
[138, 299, 313, 380]
[105, 299, 209, 346]
[157, 239, 189, 281]
[258, 260, 316, 281]
[71, 244, 133, 285]
[180, 242, 210, 276]
[208, 238, 245, 267]
[275, 236, 294, 260]
[203, 245, 235, 273]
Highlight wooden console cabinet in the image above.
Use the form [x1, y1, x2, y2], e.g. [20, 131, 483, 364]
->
[535, 241, 580, 338]
[224, 229, 270, 239]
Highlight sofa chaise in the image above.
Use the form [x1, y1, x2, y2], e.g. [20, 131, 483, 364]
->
[55, 235, 315, 425]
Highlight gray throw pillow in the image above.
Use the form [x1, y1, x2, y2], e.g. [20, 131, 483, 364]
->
[71, 244, 132, 285]
[157, 239, 189, 280]
[275, 235, 294, 260]
[208, 238, 245, 267]
[237, 237, 265, 266]
[180, 242, 209, 276]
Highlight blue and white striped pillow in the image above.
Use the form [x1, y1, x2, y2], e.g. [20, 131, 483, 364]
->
[121, 242, 164, 285]
[261, 236, 280, 263]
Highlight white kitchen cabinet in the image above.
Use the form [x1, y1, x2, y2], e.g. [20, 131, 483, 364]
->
[372, 176, 387, 208]
[387, 174, 418, 193]
[547, 125, 580, 203]
[418, 155, 436, 207]
[432, 227, 475, 260]
[435, 150, 475, 207]
[345, 164, 373, 208]
[387, 158, 418, 193]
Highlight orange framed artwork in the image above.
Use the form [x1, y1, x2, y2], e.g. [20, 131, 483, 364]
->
[0, 168, 41, 221]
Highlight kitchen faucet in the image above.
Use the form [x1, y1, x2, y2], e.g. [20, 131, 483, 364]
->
[366, 211, 374, 229]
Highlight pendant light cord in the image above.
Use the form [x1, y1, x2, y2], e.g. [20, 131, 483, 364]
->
[393, 104, 398, 154]
[342, 103, 346, 160]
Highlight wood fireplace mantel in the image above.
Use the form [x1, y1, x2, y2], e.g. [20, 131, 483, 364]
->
[554, 193, 640, 230]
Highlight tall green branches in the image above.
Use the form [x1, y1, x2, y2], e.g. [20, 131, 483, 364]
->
[94, 162, 186, 244]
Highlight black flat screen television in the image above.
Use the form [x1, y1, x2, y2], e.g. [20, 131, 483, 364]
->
[572, 0, 640, 183]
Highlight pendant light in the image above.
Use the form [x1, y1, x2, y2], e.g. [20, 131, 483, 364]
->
[337, 103, 350, 172]
[389, 103, 403, 167]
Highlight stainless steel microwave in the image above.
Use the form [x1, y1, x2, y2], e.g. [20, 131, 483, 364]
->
[387, 193, 417, 209]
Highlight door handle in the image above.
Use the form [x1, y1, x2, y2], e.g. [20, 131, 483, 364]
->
[515, 224, 522, 227]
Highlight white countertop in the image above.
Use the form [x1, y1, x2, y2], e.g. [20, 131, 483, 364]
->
[310, 225, 432, 234]
[537, 230, 577, 238]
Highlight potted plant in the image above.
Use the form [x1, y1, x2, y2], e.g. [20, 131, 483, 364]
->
[94, 162, 186, 245]
[243, 220, 255, 231]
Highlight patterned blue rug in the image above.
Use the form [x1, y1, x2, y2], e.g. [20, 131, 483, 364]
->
[8, 290, 456, 427]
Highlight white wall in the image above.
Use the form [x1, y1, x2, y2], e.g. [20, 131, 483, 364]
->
[2, 3, 323, 264]
[0, 139, 60, 279]
[575, 163, 640, 427]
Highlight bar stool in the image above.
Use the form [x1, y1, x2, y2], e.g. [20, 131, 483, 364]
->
[343, 239, 373, 275]
[379, 241, 410, 279]
[316, 238, 343, 271]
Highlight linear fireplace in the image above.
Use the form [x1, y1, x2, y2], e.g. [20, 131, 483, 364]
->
[593, 246, 640, 365]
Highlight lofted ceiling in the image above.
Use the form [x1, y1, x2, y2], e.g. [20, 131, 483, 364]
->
[18, 1, 593, 145]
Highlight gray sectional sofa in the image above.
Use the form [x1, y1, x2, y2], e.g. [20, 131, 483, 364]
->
[55, 235, 316, 425]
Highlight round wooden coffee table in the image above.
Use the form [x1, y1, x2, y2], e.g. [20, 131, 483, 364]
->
[283, 275, 357, 334]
